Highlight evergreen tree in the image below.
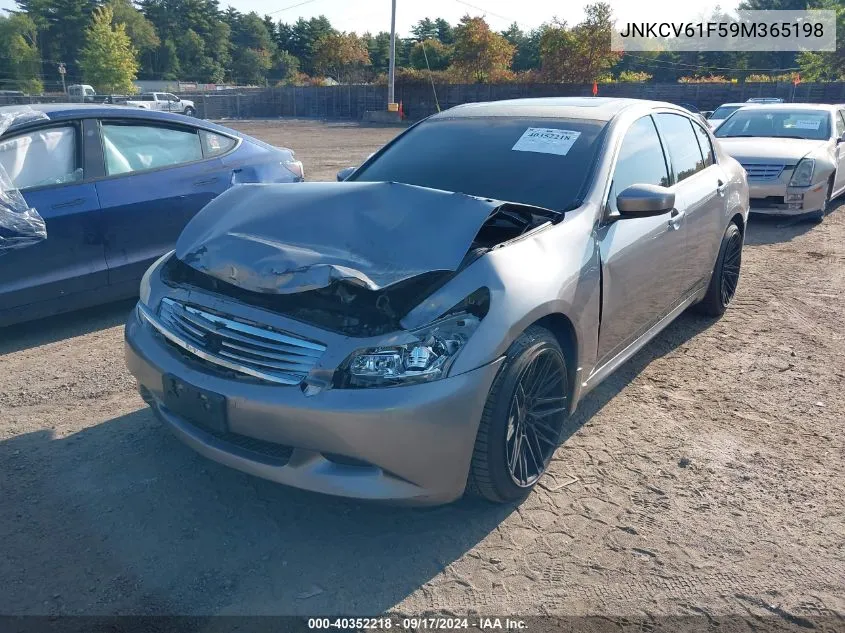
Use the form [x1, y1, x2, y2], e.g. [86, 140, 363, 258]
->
[79, 5, 139, 93]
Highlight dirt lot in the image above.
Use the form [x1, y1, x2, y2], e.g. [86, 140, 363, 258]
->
[0, 119, 843, 627]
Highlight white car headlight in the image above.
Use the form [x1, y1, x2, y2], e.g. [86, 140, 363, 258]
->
[789, 159, 815, 187]
[340, 288, 489, 388]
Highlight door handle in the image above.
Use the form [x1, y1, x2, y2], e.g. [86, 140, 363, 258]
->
[52, 198, 85, 210]
[193, 177, 219, 186]
[717, 180, 727, 197]
[669, 208, 685, 230]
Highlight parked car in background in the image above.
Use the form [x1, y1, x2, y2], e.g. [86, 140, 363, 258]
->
[125, 93, 197, 116]
[715, 103, 845, 222]
[0, 104, 303, 327]
[707, 103, 746, 129]
[67, 84, 96, 100]
[126, 97, 749, 506]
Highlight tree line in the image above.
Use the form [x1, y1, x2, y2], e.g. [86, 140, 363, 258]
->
[0, 0, 842, 95]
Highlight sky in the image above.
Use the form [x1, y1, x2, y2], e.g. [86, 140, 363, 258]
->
[0, 0, 744, 36]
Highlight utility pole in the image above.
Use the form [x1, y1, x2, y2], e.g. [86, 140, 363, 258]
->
[58, 62, 66, 94]
[387, 0, 397, 111]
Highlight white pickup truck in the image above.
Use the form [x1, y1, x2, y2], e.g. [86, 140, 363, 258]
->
[124, 92, 196, 116]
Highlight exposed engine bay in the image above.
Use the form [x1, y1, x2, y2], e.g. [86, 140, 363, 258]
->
[168, 181, 559, 335]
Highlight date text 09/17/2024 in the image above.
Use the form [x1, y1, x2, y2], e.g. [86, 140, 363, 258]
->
[307, 617, 528, 630]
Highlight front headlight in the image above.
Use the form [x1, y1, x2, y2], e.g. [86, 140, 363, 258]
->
[789, 159, 815, 187]
[139, 250, 174, 306]
[340, 288, 489, 388]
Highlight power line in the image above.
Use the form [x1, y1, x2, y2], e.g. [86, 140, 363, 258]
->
[453, 0, 530, 28]
[622, 53, 800, 73]
[267, 0, 317, 16]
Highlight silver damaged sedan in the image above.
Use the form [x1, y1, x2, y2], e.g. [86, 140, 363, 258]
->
[125, 98, 750, 505]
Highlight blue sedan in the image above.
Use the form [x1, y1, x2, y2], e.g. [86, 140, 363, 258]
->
[0, 104, 303, 327]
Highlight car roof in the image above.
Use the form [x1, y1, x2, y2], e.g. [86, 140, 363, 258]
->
[737, 102, 834, 111]
[0, 102, 232, 135]
[430, 97, 689, 122]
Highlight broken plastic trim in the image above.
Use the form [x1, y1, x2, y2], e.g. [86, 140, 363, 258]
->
[0, 107, 49, 256]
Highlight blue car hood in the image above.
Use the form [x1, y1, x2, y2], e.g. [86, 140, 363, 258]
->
[175, 181, 504, 294]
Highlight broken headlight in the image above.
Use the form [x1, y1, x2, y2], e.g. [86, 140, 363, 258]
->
[341, 288, 489, 388]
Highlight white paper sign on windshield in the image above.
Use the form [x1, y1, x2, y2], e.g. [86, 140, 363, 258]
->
[793, 119, 821, 130]
[512, 128, 581, 156]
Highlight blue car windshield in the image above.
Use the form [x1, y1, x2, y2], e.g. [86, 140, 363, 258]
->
[351, 117, 608, 211]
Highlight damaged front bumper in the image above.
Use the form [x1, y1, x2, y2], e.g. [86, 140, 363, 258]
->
[125, 301, 503, 505]
[748, 180, 829, 216]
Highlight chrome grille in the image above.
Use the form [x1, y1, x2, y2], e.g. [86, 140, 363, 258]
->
[740, 163, 786, 181]
[141, 298, 326, 385]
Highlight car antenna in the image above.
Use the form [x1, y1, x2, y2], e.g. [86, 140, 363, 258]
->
[421, 39, 441, 113]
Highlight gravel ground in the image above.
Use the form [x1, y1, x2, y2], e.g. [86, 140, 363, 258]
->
[0, 120, 843, 627]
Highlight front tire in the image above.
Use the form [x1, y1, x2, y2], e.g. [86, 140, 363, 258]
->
[467, 326, 570, 503]
[696, 221, 743, 317]
[183, 106, 196, 117]
[810, 178, 834, 223]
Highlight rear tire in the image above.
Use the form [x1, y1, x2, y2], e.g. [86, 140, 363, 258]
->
[466, 326, 570, 503]
[696, 221, 743, 317]
[183, 106, 196, 117]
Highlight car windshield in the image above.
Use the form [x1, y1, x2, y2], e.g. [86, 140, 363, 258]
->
[350, 117, 607, 211]
[715, 109, 831, 140]
[711, 105, 742, 119]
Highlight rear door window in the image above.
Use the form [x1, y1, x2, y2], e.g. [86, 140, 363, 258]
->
[0, 125, 81, 189]
[200, 130, 238, 157]
[654, 113, 706, 182]
[692, 122, 715, 168]
[101, 122, 203, 175]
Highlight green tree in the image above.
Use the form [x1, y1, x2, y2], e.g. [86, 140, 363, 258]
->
[277, 15, 335, 75]
[434, 18, 454, 45]
[409, 38, 451, 71]
[798, 0, 844, 80]
[79, 5, 139, 93]
[0, 13, 43, 94]
[312, 31, 370, 82]
[228, 11, 276, 84]
[568, 2, 621, 83]
[502, 22, 543, 71]
[411, 18, 438, 41]
[451, 15, 515, 82]
[16, 0, 99, 82]
[107, 0, 159, 53]
[269, 50, 300, 85]
[364, 31, 391, 74]
[540, 3, 620, 83]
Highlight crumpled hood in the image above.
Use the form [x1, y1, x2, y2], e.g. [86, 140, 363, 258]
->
[718, 137, 828, 165]
[175, 181, 503, 294]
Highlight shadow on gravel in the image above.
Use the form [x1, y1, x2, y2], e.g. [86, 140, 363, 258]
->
[566, 310, 716, 438]
[744, 201, 843, 246]
[0, 310, 718, 617]
[0, 299, 136, 356]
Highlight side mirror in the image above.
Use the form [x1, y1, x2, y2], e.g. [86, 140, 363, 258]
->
[837, 133, 845, 144]
[616, 184, 675, 218]
[702, 111, 713, 119]
[337, 167, 356, 182]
